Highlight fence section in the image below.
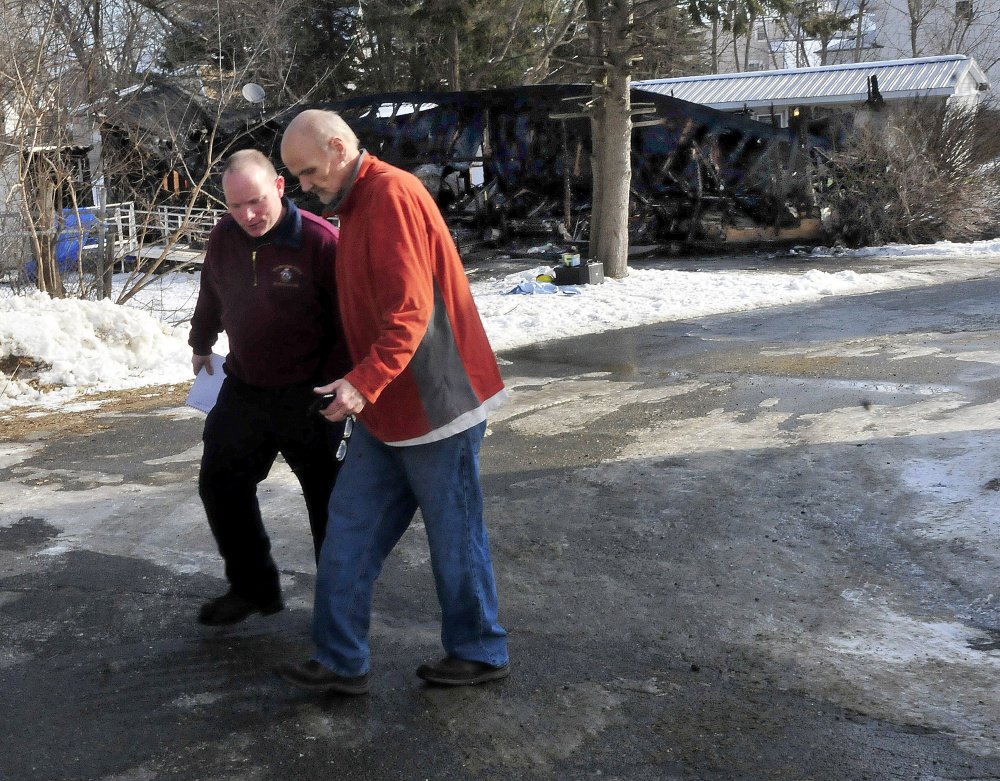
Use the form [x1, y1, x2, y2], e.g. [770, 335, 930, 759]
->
[0, 203, 227, 278]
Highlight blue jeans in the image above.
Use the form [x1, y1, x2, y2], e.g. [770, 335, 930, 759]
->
[312, 420, 508, 676]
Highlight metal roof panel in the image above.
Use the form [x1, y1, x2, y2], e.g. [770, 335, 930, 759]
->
[635, 55, 989, 110]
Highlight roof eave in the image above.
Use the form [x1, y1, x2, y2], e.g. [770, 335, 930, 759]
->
[638, 86, 963, 111]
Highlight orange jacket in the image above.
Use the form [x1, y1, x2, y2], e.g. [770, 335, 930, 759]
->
[330, 154, 506, 444]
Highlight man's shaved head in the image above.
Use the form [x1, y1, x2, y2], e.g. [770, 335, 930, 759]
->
[281, 110, 362, 205]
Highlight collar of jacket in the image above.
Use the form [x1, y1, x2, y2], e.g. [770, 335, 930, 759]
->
[253, 197, 302, 249]
[324, 150, 368, 215]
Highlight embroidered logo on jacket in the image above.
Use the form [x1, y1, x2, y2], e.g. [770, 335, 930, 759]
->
[273, 265, 303, 288]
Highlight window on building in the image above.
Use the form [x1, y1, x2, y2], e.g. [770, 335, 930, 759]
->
[956, 0, 973, 20]
[757, 22, 768, 40]
[753, 110, 786, 128]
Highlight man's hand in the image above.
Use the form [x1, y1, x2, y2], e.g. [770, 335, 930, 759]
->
[312, 378, 366, 422]
[192, 354, 214, 376]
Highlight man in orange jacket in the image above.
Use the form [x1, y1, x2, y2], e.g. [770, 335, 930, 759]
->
[274, 110, 509, 695]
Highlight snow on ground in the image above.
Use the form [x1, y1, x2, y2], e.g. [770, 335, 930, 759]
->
[2, 238, 1000, 413]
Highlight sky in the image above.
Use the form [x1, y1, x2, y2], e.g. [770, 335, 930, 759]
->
[3, 238, 1000, 415]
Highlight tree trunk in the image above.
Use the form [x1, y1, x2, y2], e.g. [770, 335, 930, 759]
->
[907, 0, 920, 55]
[97, 182, 113, 299]
[35, 234, 65, 299]
[586, 0, 604, 254]
[450, 27, 461, 90]
[590, 0, 632, 280]
[594, 75, 631, 279]
[853, 0, 867, 62]
[29, 162, 66, 298]
[711, 16, 720, 73]
[743, 13, 755, 70]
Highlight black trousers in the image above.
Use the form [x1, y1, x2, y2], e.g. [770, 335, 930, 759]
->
[198, 376, 345, 604]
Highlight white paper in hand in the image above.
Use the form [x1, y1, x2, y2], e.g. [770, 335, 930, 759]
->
[186, 353, 226, 413]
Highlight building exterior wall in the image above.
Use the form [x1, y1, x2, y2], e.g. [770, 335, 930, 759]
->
[1, 98, 29, 220]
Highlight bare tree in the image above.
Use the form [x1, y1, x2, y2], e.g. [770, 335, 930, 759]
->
[0, 0, 194, 299]
[920, 0, 1000, 75]
[1, 0, 306, 304]
[849, 0, 873, 63]
[763, 0, 858, 66]
[691, 0, 795, 72]
[903, 0, 933, 54]
[1, 0, 90, 298]
[810, 0, 1000, 73]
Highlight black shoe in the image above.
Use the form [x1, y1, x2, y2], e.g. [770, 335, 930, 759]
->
[198, 590, 284, 626]
[416, 656, 510, 686]
[274, 659, 370, 695]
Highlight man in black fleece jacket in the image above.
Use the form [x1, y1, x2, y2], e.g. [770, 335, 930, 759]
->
[188, 149, 350, 626]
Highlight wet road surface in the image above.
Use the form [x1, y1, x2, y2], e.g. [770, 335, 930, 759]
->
[3, 269, 1000, 779]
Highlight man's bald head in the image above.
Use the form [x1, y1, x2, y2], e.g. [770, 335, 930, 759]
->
[282, 110, 359, 155]
[281, 111, 361, 205]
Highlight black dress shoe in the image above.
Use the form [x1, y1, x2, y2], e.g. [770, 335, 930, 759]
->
[416, 656, 510, 686]
[274, 659, 370, 695]
[198, 590, 284, 626]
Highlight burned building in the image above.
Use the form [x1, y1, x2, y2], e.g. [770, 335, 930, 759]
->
[96, 73, 271, 208]
[299, 84, 823, 251]
[90, 80, 825, 257]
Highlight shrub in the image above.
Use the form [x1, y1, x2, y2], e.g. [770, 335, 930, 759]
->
[818, 101, 1000, 247]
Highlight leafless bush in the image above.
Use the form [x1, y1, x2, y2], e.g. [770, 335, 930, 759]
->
[819, 101, 1000, 247]
[0, 213, 33, 293]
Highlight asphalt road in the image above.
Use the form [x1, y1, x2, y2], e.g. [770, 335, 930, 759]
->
[3, 267, 1000, 780]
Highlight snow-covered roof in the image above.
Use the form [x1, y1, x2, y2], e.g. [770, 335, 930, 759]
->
[634, 55, 991, 112]
[826, 30, 880, 53]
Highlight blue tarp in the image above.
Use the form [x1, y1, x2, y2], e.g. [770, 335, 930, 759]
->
[24, 209, 102, 280]
[505, 279, 582, 295]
